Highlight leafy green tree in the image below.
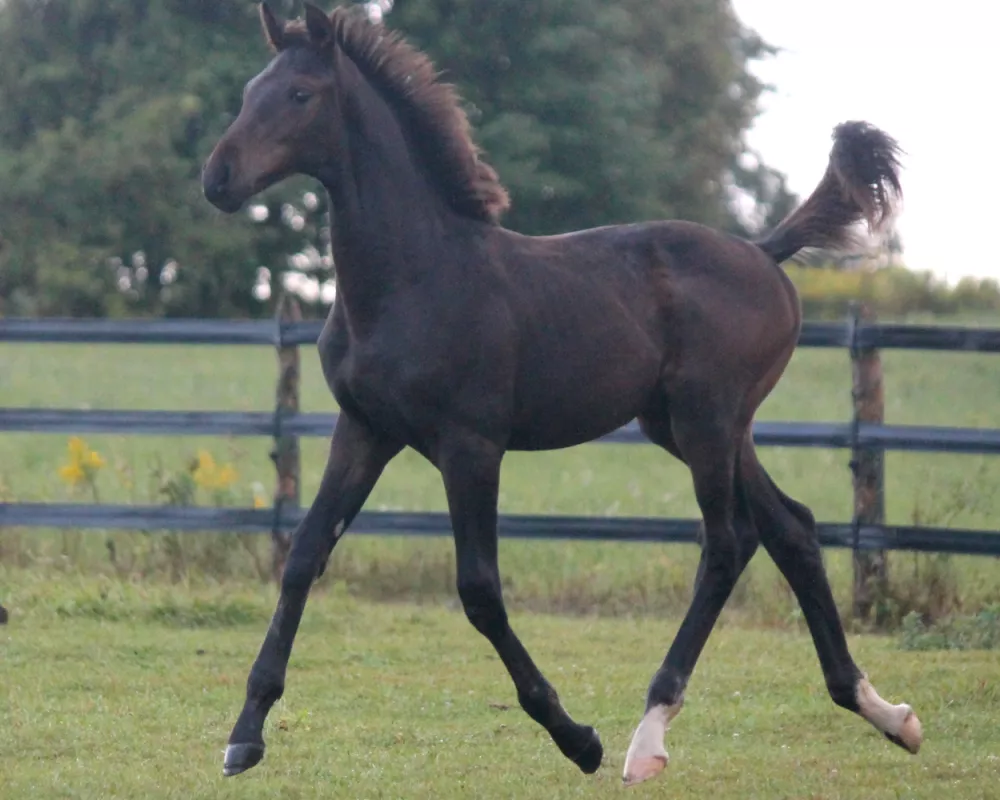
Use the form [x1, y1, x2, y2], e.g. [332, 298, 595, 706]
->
[0, 0, 798, 317]
[389, 0, 796, 236]
[0, 0, 316, 317]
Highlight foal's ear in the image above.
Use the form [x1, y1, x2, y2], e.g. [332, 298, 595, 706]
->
[259, 2, 285, 51]
[303, 2, 335, 49]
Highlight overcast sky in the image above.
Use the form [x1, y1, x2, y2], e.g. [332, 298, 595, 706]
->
[731, 0, 999, 284]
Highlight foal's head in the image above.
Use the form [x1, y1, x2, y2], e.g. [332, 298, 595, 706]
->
[204, 2, 509, 222]
[203, 3, 341, 213]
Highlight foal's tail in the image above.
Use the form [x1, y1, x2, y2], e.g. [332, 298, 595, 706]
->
[754, 121, 902, 264]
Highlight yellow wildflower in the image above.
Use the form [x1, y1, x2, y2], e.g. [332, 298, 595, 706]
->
[191, 449, 214, 481]
[191, 449, 238, 491]
[57, 436, 105, 490]
[58, 462, 85, 486]
[217, 464, 237, 488]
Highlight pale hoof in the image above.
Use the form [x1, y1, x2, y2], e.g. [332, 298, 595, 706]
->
[223, 742, 265, 776]
[885, 709, 923, 754]
[856, 678, 923, 755]
[622, 753, 668, 787]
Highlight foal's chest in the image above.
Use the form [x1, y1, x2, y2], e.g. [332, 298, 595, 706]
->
[318, 317, 450, 454]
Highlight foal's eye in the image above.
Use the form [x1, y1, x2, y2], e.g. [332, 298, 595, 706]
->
[290, 89, 312, 105]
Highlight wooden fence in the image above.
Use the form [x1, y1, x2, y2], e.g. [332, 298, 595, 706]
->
[3, 303, 1000, 618]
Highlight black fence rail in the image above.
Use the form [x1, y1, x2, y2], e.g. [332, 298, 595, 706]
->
[5, 409, 1000, 454]
[3, 310, 1000, 586]
[7, 316, 1000, 351]
[2, 502, 999, 557]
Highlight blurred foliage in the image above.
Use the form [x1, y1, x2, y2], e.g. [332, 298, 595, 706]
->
[900, 605, 1000, 651]
[0, 0, 801, 317]
[390, 0, 797, 236]
[0, 0, 326, 318]
[7, 1, 988, 322]
[785, 264, 1000, 320]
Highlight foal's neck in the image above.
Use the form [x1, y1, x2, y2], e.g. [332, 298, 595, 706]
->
[315, 57, 454, 334]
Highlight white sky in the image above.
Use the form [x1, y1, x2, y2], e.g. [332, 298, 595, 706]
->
[731, 0, 1000, 284]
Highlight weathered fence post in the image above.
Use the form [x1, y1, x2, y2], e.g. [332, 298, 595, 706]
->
[849, 302, 889, 623]
[271, 292, 302, 582]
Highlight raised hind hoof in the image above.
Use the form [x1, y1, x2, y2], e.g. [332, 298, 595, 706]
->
[622, 701, 678, 787]
[622, 754, 668, 787]
[223, 742, 265, 777]
[569, 726, 604, 774]
[884, 709, 923, 755]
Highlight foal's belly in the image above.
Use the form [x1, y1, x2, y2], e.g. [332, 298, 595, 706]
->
[506, 410, 640, 451]
[506, 351, 661, 451]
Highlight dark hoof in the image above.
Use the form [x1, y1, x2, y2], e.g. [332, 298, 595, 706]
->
[223, 742, 265, 777]
[568, 726, 604, 774]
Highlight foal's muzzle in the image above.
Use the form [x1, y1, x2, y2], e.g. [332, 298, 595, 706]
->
[202, 157, 243, 213]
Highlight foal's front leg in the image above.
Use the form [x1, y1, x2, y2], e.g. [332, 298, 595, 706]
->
[439, 434, 604, 774]
[223, 413, 400, 777]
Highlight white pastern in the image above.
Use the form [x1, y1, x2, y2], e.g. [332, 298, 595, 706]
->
[856, 678, 922, 753]
[622, 700, 682, 787]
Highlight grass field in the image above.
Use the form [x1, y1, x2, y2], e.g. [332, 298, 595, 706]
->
[3, 333, 1000, 624]
[0, 571, 1000, 800]
[3, 327, 1000, 797]
[2, 573, 999, 799]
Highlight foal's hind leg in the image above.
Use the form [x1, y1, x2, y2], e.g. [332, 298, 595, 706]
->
[223, 413, 400, 777]
[623, 413, 759, 786]
[438, 431, 603, 774]
[742, 445, 923, 754]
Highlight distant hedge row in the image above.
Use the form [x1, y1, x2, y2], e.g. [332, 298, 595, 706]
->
[785, 265, 1000, 320]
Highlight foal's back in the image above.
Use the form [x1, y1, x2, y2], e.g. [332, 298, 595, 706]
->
[486, 219, 800, 450]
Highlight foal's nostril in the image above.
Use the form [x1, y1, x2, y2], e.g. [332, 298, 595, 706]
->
[204, 159, 233, 203]
[215, 162, 231, 191]
[204, 157, 244, 213]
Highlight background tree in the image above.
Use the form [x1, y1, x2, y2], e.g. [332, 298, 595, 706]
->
[389, 0, 797, 236]
[0, 0, 795, 318]
[0, 0, 322, 318]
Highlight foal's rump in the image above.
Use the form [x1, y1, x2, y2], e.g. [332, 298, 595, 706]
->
[496, 220, 795, 450]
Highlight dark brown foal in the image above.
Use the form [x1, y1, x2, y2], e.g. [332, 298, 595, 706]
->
[201, 3, 921, 784]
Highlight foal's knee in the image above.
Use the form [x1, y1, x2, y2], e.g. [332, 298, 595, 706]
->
[457, 573, 507, 638]
[700, 527, 742, 588]
[279, 554, 317, 599]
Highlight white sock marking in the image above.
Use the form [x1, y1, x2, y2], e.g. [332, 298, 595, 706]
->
[622, 700, 682, 785]
[855, 677, 922, 752]
[856, 678, 911, 735]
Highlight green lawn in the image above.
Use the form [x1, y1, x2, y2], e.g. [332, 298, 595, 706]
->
[2, 335, 1000, 623]
[4, 335, 1000, 522]
[2, 573, 998, 799]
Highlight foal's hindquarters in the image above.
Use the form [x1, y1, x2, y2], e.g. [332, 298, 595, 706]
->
[619, 230, 922, 785]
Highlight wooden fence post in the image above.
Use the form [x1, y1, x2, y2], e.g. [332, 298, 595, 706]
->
[849, 302, 889, 623]
[271, 292, 302, 582]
